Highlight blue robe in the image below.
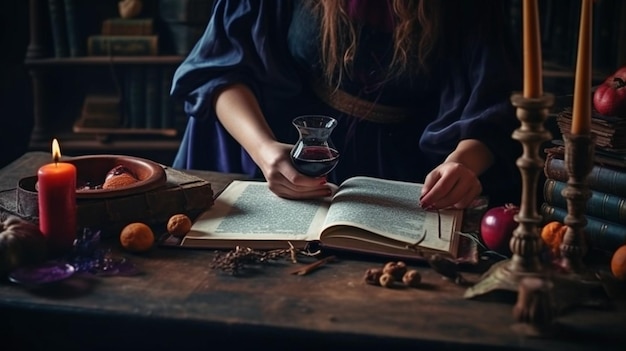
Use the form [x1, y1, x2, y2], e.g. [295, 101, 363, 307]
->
[171, 0, 523, 206]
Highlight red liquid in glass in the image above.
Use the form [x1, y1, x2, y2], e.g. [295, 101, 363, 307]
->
[292, 146, 339, 177]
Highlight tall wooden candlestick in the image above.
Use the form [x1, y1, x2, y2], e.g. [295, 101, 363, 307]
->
[465, 93, 553, 299]
[465, 0, 552, 298]
[467, 0, 603, 303]
[561, 0, 594, 273]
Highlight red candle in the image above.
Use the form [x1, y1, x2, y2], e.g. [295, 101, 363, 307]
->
[38, 139, 77, 254]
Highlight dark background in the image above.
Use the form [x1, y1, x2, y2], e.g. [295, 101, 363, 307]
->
[3, 0, 625, 169]
[0, 1, 34, 168]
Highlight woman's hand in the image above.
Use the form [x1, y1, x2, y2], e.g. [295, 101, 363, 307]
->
[420, 161, 482, 210]
[420, 139, 493, 209]
[256, 141, 332, 199]
[213, 84, 331, 199]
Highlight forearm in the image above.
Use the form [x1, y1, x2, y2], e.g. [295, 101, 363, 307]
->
[213, 83, 277, 161]
[213, 83, 330, 199]
[444, 139, 494, 176]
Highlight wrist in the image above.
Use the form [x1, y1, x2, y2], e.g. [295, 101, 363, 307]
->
[445, 140, 493, 176]
[442, 160, 479, 177]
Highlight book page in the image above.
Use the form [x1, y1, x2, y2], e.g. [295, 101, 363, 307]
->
[320, 177, 462, 253]
[182, 181, 328, 247]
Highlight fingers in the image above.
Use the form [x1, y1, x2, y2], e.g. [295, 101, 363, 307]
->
[420, 171, 440, 204]
[434, 178, 481, 209]
[255, 142, 331, 199]
[264, 159, 332, 199]
[268, 173, 332, 199]
[420, 163, 482, 210]
[270, 183, 332, 199]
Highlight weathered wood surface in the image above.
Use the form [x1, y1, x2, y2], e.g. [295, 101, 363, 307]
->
[1, 157, 625, 350]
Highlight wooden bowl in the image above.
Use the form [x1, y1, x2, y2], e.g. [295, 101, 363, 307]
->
[68, 155, 167, 199]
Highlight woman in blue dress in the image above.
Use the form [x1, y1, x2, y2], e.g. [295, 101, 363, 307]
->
[171, 0, 523, 209]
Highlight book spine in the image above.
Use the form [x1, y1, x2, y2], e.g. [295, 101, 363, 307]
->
[617, 1, 626, 67]
[122, 69, 132, 127]
[158, 0, 215, 23]
[87, 35, 159, 56]
[48, 0, 69, 57]
[160, 22, 205, 55]
[565, 2, 581, 68]
[543, 178, 626, 225]
[160, 67, 175, 129]
[78, 94, 122, 128]
[101, 19, 154, 36]
[127, 67, 146, 128]
[63, 0, 84, 57]
[540, 202, 626, 253]
[144, 66, 161, 129]
[545, 157, 626, 198]
[173, 99, 187, 133]
[592, 0, 616, 72]
[158, 0, 213, 55]
[81, 95, 121, 118]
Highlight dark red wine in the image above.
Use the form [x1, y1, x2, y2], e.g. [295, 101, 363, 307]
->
[292, 146, 339, 177]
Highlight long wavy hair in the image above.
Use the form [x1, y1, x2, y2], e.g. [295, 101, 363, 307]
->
[306, 0, 509, 85]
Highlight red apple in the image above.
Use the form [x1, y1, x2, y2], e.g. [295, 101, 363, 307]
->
[593, 66, 626, 117]
[480, 204, 520, 255]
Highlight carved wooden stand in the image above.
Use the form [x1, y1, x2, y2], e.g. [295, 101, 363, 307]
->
[465, 94, 605, 321]
[559, 133, 594, 274]
[464, 92, 553, 298]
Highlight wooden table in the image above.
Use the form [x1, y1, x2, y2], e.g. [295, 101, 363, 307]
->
[2, 169, 625, 351]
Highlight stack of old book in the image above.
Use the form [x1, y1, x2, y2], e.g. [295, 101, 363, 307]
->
[47, 0, 118, 58]
[556, 107, 626, 150]
[87, 17, 158, 56]
[541, 144, 626, 255]
[76, 16, 173, 132]
[157, 0, 214, 56]
[74, 94, 123, 129]
[76, 16, 158, 131]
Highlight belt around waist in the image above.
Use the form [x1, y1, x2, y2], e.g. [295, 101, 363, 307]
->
[311, 80, 411, 123]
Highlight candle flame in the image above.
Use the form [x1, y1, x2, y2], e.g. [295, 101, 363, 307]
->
[52, 139, 61, 164]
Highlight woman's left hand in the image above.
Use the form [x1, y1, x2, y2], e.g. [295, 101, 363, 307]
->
[419, 162, 482, 210]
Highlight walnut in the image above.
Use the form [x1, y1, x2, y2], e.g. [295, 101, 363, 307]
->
[402, 269, 422, 288]
[378, 272, 395, 288]
[382, 261, 407, 280]
[167, 214, 192, 237]
[364, 267, 383, 286]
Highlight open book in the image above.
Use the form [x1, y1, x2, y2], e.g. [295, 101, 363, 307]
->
[178, 176, 466, 260]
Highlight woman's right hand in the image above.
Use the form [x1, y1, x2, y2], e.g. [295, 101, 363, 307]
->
[213, 84, 330, 199]
[256, 141, 332, 199]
